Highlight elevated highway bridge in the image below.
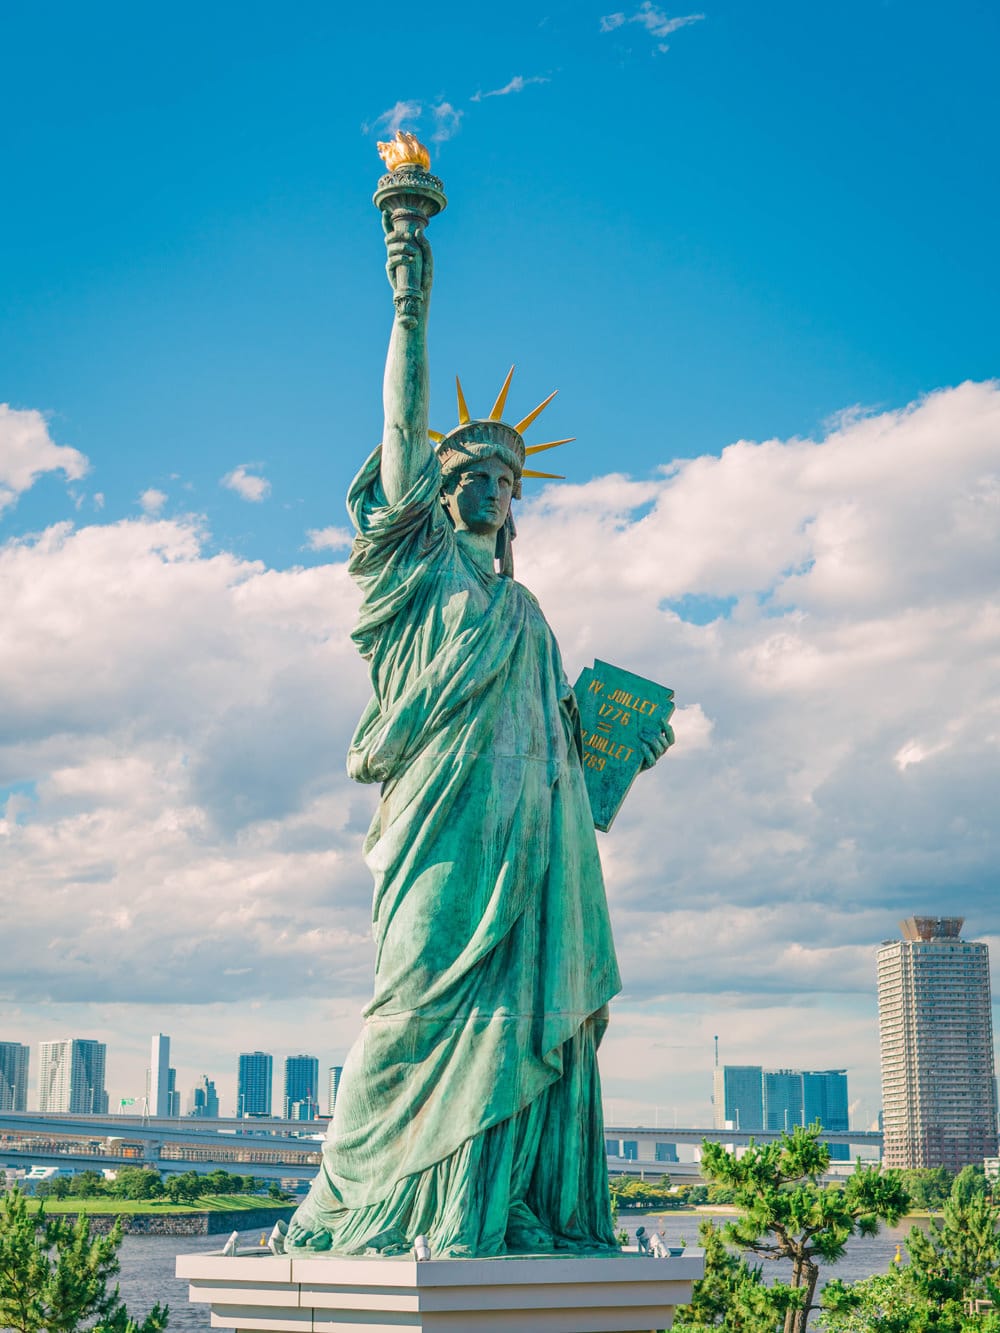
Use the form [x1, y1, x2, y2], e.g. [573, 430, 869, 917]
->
[0, 1112, 882, 1184]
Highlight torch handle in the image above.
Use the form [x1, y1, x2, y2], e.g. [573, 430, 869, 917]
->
[385, 206, 429, 327]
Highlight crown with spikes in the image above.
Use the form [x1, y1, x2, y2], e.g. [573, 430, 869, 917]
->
[429, 367, 572, 500]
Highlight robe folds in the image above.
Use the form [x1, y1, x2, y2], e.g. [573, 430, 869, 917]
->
[285, 446, 622, 1256]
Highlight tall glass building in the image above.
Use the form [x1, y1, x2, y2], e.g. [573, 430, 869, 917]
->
[327, 1064, 344, 1117]
[764, 1069, 803, 1132]
[712, 1064, 763, 1131]
[284, 1054, 320, 1119]
[878, 916, 998, 1171]
[802, 1069, 849, 1161]
[716, 1064, 850, 1156]
[237, 1050, 273, 1117]
[0, 1041, 29, 1111]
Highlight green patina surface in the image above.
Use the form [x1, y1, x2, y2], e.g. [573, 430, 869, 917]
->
[284, 149, 673, 1261]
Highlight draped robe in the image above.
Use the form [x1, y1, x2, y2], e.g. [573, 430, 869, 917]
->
[285, 447, 622, 1256]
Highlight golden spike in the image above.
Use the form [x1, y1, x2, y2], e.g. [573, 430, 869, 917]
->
[514, 389, 558, 435]
[522, 469, 565, 479]
[428, 429, 445, 443]
[525, 437, 574, 456]
[456, 376, 471, 425]
[489, 366, 515, 421]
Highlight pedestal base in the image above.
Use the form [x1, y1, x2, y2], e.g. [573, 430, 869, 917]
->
[177, 1248, 704, 1332]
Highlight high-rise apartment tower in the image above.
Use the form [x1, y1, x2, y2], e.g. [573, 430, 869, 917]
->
[328, 1065, 343, 1117]
[284, 1054, 320, 1120]
[877, 916, 998, 1171]
[37, 1039, 109, 1113]
[0, 1041, 29, 1111]
[237, 1051, 273, 1117]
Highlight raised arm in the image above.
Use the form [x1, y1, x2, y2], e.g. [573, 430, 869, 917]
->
[380, 221, 435, 505]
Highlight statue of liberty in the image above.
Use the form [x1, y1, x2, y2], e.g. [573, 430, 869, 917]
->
[283, 133, 674, 1260]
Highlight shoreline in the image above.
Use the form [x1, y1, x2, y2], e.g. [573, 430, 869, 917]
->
[26, 1201, 296, 1236]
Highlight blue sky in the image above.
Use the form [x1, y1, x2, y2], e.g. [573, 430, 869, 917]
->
[4, 0, 997, 567]
[2, 1, 999, 1123]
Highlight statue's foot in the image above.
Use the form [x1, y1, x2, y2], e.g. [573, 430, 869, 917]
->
[364, 1227, 409, 1257]
[436, 1242, 477, 1258]
[505, 1201, 555, 1254]
[284, 1217, 333, 1252]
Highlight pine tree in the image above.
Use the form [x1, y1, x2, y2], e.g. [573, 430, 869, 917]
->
[693, 1125, 909, 1333]
[0, 1187, 168, 1333]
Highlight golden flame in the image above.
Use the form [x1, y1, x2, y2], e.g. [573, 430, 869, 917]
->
[377, 130, 431, 172]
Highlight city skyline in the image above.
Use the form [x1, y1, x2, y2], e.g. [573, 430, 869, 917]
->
[2, 1, 998, 1125]
[2, 1028, 871, 1130]
[0, 1030, 347, 1121]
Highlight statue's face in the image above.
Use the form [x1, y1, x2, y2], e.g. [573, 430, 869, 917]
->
[442, 456, 515, 536]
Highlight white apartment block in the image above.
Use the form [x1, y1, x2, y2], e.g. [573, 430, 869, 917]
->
[149, 1033, 171, 1118]
[37, 1038, 109, 1114]
[877, 916, 998, 1171]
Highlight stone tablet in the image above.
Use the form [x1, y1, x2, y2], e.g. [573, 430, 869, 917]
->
[574, 659, 675, 831]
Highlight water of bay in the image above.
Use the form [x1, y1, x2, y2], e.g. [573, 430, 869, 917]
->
[118, 1212, 913, 1330]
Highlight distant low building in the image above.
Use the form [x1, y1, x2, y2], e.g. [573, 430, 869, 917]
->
[189, 1075, 220, 1118]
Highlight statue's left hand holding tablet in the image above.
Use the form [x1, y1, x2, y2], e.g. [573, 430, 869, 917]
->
[638, 710, 676, 771]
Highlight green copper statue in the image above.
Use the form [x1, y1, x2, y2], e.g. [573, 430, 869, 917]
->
[283, 132, 674, 1259]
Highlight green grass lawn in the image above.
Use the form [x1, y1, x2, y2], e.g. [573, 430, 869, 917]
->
[29, 1194, 295, 1215]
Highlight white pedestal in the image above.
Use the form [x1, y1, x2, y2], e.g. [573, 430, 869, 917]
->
[177, 1248, 704, 1333]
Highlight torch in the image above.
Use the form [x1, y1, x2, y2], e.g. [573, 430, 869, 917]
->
[373, 131, 447, 329]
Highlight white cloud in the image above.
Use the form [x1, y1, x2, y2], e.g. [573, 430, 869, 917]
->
[363, 97, 463, 149]
[600, 3, 705, 50]
[364, 99, 423, 138]
[471, 75, 550, 103]
[430, 101, 462, 143]
[3, 381, 1000, 1123]
[0, 404, 89, 513]
[307, 526, 353, 553]
[139, 488, 167, 515]
[221, 463, 271, 503]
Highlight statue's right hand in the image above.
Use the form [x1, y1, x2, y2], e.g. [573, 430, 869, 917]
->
[385, 235, 421, 290]
[383, 220, 433, 297]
